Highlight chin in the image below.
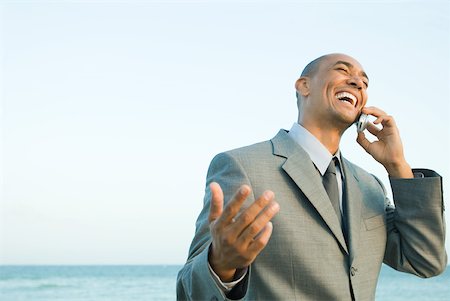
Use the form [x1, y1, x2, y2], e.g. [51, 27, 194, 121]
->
[337, 112, 357, 123]
[335, 114, 357, 131]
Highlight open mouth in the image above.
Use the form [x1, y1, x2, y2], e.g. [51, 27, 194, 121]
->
[335, 91, 357, 107]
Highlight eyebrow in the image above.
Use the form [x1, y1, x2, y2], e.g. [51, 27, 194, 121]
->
[333, 60, 369, 82]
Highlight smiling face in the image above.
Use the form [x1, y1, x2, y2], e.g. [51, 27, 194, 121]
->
[296, 53, 369, 131]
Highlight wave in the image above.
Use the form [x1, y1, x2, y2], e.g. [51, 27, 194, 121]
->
[0, 279, 74, 291]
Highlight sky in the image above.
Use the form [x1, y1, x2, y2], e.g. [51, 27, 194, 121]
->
[0, 0, 449, 265]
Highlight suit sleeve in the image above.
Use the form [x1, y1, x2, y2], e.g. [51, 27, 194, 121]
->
[383, 169, 447, 277]
[176, 152, 254, 301]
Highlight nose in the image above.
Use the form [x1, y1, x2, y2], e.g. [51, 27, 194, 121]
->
[347, 76, 364, 90]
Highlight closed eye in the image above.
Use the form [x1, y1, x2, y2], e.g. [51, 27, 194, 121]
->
[333, 60, 369, 87]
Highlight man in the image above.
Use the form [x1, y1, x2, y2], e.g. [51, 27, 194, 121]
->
[177, 53, 447, 300]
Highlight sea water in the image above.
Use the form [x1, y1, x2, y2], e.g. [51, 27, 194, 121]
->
[0, 264, 449, 300]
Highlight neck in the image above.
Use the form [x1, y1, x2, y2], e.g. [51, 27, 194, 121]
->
[298, 120, 343, 155]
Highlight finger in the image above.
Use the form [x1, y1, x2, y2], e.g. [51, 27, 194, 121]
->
[247, 221, 274, 255]
[208, 182, 224, 224]
[356, 131, 372, 153]
[217, 185, 252, 227]
[372, 116, 384, 125]
[365, 122, 381, 137]
[372, 115, 397, 133]
[238, 200, 280, 246]
[379, 115, 396, 128]
[362, 106, 387, 118]
[232, 190, 274, 232]
[372, 114, 393, 126]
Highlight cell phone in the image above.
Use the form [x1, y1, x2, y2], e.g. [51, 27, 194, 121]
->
[356, 113, 369, 133]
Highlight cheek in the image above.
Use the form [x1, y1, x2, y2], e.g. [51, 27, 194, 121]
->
[325, 83, 334, 97]
[361, 92, 368, 107]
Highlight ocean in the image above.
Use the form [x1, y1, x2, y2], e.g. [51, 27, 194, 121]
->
[0, 264, 449, 300]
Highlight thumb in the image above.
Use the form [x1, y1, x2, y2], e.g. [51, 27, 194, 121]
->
[208, 182, 224, 223]
[356, 131, 371, 154]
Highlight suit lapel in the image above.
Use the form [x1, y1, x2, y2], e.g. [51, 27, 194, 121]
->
[272, 130, 349, 254]
[341, 158, 363, 265]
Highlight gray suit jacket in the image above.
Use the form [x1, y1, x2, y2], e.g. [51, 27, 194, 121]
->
[177, 130, 447, 300]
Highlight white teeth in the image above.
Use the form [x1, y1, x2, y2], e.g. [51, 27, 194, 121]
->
[335, 92, 357, 106]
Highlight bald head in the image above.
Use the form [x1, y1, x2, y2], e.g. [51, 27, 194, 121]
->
[300, 54, 329, 78]
[296, 54, 330, 100]
[300, 53, 366, 78]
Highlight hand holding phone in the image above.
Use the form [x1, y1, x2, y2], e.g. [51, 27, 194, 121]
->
[355, 107, 413, 178]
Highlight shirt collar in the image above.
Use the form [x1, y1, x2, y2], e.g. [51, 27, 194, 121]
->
[288, 122, 342, 176]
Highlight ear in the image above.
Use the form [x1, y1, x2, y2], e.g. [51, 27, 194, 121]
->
[295, 77, 310, 97]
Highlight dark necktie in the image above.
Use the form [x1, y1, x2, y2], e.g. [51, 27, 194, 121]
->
[323, 158, 342, 226]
